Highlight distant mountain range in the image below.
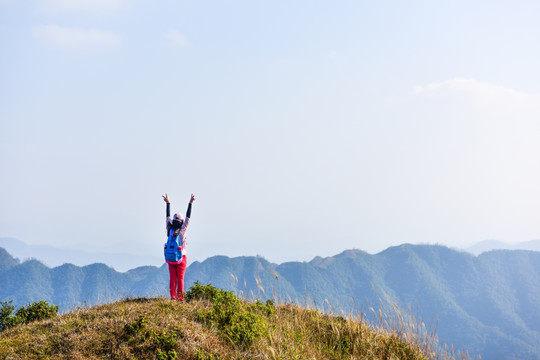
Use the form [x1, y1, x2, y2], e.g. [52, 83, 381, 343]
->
[0, 237, 162, 272]
[464, 239, 540, 255]
[3, 236, 539, 272]
[1, 244, 540, 360]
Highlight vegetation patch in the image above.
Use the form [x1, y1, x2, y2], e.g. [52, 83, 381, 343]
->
[0, 284, 444, 360]
[186, 281, 274, 348]
[0, 300, 58, 332]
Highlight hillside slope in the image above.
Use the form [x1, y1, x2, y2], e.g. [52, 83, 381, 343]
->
[0, 284, 433, 360]
[2, 245, 540, 359]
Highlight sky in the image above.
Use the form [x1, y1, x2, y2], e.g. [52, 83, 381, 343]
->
[1, 0, 540, 267]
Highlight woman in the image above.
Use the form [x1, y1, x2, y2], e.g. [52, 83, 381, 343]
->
[162, 193, 195, 301]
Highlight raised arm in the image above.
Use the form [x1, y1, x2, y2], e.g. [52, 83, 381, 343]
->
[163, 194, 171, 234]
[186, 193, 195, 219]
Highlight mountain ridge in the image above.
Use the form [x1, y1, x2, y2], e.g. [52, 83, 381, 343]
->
[465, 239, 540, 255]
[0, 237, 162, 272]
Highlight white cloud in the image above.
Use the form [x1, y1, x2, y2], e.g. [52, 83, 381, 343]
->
[33, 25, 122, 52]
[414, 78, 540, 123]
[413, 78, 540, 138]
[37, 0, 124, 12]
[414, 78, 540, 105]
[164, 29, 189, 47]
[411, 78, 540, 225]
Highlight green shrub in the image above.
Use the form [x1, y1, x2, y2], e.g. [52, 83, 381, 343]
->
[251, 299, 275, 317]
[0, 301, 16, 331]
[185, 281, 220, 302]
[123, 316, 148, 337]
[187, 282, 274, 348]
[153, 329, 178, 351]
[152, 329, 181, 360]
[194, 349, 222, 360]
[221, 309, 267, 346]
[0, 300, 58, 332]
[156, 349, 177, 360]
[15, 300, 59, 323]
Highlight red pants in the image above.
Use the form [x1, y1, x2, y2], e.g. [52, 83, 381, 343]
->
[168, 255, 187, 301]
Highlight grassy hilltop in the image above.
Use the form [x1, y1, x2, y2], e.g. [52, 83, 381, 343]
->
[0, 282, 455, 360]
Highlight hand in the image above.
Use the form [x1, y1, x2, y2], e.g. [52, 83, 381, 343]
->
[190, 193, 196, 204]
[162, 194, 170, 203]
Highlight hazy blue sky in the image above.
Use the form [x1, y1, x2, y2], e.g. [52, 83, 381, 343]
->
[1, 0, 540, 266]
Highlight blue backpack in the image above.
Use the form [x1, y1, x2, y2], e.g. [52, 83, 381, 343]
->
[164, 228, 183, 262]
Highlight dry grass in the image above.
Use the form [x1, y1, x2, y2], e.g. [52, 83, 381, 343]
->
[1, 298, 229, 360]
[0, 287, 469, 360]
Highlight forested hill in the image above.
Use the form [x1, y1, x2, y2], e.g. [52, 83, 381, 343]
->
[1, 245, 540, 359]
